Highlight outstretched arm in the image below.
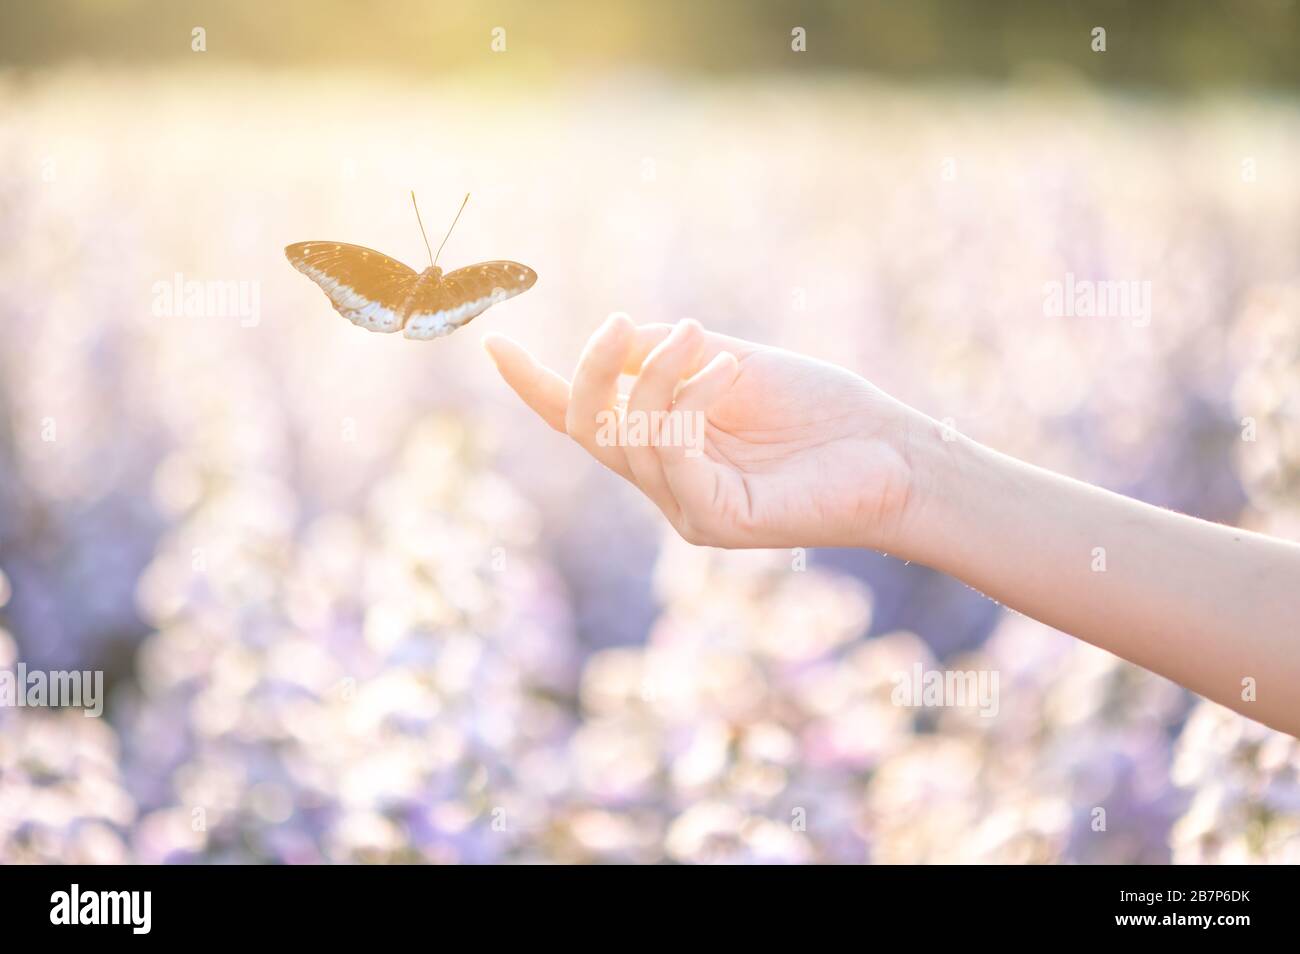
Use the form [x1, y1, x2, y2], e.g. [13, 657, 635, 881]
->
[905, 429, 1300, 734]
[484, 317, 1300, 736]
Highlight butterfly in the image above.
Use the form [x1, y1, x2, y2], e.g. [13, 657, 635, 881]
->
[285, 193, 536, 339]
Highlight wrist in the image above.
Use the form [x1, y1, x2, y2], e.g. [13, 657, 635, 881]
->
[883, 411, 984, 565]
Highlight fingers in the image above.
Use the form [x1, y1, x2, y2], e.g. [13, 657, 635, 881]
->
[486, 320, 741, 426]
[661, 351, 739, 465]
[651, 351, 742, 544]
[622, 325, 674, 372]
[486, 318, 742, 535]
[564, 313, 636, 478]
[623, 323, 756, 375]
[483, 333, 570, 432]
[624, 320, 707, 522]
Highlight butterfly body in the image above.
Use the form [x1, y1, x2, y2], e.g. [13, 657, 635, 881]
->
[285, 241, 536, 339]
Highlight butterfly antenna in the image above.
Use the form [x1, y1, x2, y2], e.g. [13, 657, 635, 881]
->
[432, 193, 470, 269]
[411, 191, 435, 267]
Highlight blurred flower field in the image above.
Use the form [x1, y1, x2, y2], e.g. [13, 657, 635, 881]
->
[1, 69, 1298, 863]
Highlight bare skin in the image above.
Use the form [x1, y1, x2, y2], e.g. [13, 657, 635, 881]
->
[484, 317, 1300, 737]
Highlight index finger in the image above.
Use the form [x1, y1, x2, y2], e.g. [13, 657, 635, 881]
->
[483, 333, 571, 432]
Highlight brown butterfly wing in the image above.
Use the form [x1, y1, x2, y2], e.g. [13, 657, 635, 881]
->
[285, 242, 417, 333]
[403, 261, 538, 339]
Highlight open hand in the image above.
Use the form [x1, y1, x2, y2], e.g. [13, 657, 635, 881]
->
[483, 317, 931, 549]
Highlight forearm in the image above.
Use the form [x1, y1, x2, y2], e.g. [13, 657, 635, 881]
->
[897, 422, 1300, 736]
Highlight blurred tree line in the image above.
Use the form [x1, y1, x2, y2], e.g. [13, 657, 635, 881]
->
[1, 0, 1298, 92]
